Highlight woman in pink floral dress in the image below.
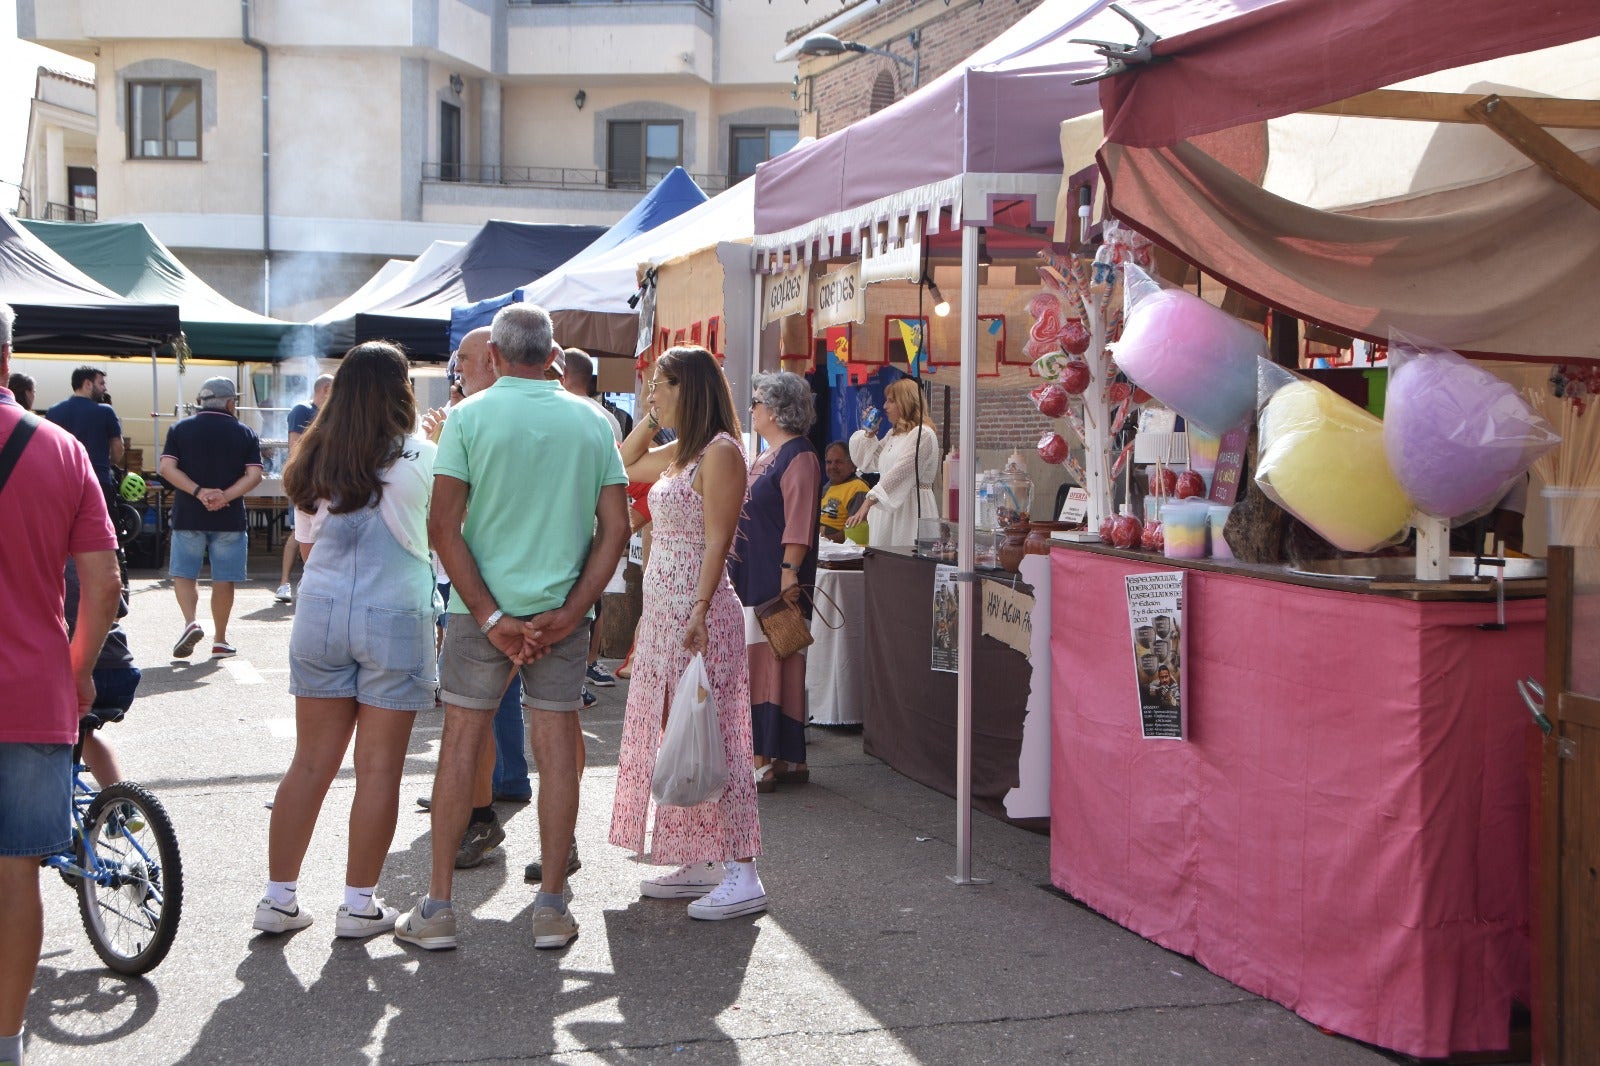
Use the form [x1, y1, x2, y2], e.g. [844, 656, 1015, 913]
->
[610, 346, 765, 920]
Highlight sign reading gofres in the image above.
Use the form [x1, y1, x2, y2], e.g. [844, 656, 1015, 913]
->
[762, 265, 808, 328]
[811, 263, 864, 330]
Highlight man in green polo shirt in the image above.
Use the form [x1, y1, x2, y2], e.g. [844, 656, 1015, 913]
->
[398, 303, 628, 954]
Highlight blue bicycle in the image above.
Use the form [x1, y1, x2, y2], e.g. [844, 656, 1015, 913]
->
[42, 707, 184, 976]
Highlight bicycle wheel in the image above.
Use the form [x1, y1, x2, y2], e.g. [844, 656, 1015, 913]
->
[76, 782, 184, 976]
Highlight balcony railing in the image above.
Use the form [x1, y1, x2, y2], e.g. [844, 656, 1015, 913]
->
[510, 0, 713, 12]
[42, 201, 98, 222]
[424, 163, 728, 193]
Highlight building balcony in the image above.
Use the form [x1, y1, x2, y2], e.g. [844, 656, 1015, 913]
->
[419, 164, 728, 226]
[505, 1, 715, 79]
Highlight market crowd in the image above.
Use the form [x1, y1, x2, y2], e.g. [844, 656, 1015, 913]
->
[0, 298, 948, 1063]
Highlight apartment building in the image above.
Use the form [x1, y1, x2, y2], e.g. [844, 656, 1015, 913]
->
[17, 0, 808, 320]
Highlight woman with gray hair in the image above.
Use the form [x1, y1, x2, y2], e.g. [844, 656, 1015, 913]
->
[731, 371, 822, 792]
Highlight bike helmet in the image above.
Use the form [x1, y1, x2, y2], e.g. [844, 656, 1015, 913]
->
[118, 472, 147, 502]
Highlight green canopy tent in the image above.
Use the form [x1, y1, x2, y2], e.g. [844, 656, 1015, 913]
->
[22, 219, 310, 362]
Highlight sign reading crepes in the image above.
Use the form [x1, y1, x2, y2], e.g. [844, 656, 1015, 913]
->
[811, 263, 864, 330]
[762, 265, 808, 328]
[981, 580, 1034, 657]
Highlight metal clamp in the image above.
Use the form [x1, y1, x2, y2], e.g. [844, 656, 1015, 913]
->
[1070, 3, 1164, 85]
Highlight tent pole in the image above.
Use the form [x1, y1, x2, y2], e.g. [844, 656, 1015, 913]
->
[149, 346, 160, 459]
[950, 220, 987, 886]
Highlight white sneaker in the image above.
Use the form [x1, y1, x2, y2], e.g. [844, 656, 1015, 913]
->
[275, 583, 293, 603]
[335, 900, 400, 938]
[253, 896, 313, 934]
[686, 864, 768, 921]
[640, 861, 722, 900]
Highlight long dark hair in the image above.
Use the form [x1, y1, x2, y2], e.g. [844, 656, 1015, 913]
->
[284, 341, 416, 514]
[658, 346, 742, 468]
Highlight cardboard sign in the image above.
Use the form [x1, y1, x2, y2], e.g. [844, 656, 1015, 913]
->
[1124, 571, 1186, 740]
[931, 564, 959, 674]
[860, 238, 922, 285]
[762, 265, 808, 327]
[812, 263, 864, 330]
[627, 532, 644, 567]
[1058, 486, 1090, 524]
[981, 580, 1034, 657]
[1208, 425, 1250, 505]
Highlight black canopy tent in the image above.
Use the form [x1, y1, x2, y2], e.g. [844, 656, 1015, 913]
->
[0, 212, 181, 355]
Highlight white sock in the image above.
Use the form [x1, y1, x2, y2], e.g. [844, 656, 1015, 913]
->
[266, 880, 297, 907]
[343, 884, 377, 913]
[0, 1028, 23, 1066]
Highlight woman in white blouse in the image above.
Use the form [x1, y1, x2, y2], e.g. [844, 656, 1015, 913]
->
[254, 341, 438, 941]
[846, 377, 939, 548]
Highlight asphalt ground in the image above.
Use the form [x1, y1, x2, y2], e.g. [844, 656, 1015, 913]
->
[21, 569, 1411, 1065]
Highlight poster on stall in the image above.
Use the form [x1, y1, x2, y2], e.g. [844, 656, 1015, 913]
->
[931, 564, 959, 674]
[1124, 571, 1186, 739]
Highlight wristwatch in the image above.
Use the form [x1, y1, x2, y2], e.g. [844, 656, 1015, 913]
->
[780, 562, 797, 571]
[480, 609, 504, 635]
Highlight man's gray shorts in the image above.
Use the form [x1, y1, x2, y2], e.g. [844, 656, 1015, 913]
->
[440, 614, 589, 713]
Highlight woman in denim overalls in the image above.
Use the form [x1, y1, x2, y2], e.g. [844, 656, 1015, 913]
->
[254, 342, 439, 940]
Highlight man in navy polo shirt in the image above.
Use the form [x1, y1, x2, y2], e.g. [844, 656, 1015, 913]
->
[159, 377, 263, 659]
[46, 365, 124, 493]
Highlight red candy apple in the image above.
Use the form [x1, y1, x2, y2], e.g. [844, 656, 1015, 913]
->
[1110, 514, 1143, 549]
[1058, 359, 1092, 396]
[1153, 467, 1178, 497]
[1141, 521, 1164, 552]
[1107, 381, 1133, 403]
[1059, 319, 1091, 356]
[1037, 431, 1069, 465]
[1175, 470, 1206, 499]
[1031, 383, 1070, 418]
[1098, 513, 1117, 543]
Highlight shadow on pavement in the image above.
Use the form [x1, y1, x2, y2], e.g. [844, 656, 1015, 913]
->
[28, 964, 160, 1048]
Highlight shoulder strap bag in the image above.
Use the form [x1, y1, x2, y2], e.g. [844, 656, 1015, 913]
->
[0, 412, 41, 497]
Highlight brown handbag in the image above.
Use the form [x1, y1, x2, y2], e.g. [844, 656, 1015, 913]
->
[755, 584, 842, 660]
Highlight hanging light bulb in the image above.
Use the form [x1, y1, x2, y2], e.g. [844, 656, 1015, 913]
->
[925, 275, 951, 318]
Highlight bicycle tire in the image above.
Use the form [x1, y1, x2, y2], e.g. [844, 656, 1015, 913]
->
[76, 782, 184, 976]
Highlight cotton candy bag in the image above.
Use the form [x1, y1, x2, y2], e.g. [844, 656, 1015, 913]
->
[1383, 330, 1558, 519]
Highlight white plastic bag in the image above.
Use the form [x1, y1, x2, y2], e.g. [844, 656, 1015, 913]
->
[651, 654, 728, 807]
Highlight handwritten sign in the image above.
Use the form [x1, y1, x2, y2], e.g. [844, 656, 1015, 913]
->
[1207, 425, 1250, 505]
[812, 263, 864, 330]
[981, 580, 1034, 656]
[762, 265, 808, 327]
[1124, 571, 1186, 740]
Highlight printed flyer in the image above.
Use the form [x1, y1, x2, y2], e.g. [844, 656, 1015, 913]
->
[1124, 571, 1186, 739]
[931, 564, 959, 674]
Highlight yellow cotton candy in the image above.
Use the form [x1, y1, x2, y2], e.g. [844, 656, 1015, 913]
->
[1256, 380, 1412, 553]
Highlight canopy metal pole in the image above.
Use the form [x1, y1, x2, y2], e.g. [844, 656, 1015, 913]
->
[950, 220, 987, 886]
[149, 346, 160, 455]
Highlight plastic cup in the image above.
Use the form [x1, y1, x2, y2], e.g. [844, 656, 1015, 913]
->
[1162, 500, 1209, 559]
[1208, 504, 1233, 559]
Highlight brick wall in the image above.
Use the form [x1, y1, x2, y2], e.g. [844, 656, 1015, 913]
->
[800, 0, 1047, 138]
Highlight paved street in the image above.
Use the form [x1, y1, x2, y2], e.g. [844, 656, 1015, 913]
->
[24, 570, 1404, 1065]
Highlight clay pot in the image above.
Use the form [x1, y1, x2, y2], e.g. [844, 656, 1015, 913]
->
[998, 523, 1030, 572]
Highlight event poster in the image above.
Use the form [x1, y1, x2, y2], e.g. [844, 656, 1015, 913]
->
[931, 564, 959, 674]
[1124, 571, 1186, 739]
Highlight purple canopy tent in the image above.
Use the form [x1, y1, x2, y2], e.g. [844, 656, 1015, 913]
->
[752, 0, 1280, 883]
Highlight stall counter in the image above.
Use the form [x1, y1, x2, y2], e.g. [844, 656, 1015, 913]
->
[1048, 542, 1543, 1059]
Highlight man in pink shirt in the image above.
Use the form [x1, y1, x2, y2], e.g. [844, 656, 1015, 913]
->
[0, 303, 122, 1066]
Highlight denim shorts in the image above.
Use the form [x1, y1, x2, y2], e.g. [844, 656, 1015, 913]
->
[290, 594, 439, 712]
[440, 614, 589, 713]
[0, 743, 72, 857]
[169, 529, 249, 582]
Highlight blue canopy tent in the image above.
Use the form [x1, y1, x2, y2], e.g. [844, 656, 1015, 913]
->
[449, 167, 707, 350]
